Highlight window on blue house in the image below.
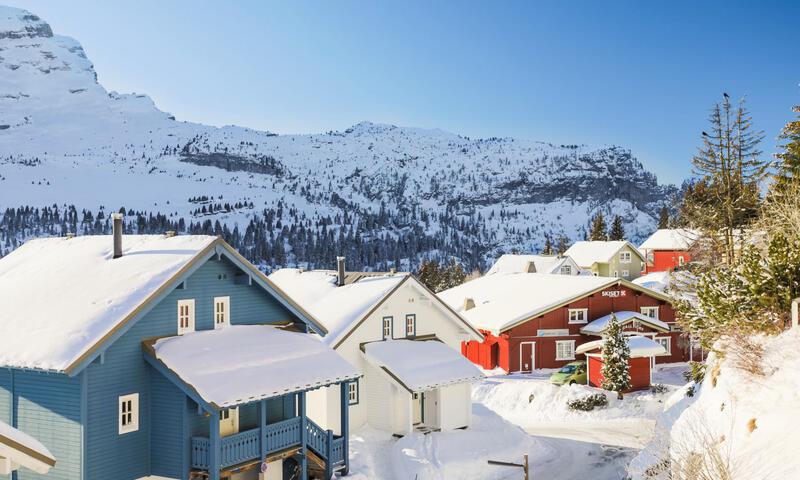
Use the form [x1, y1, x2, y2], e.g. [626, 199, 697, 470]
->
[119, 393, 139, 434]
[214, 296, 230, 329]
[348, 381, 359, 405]
[177, 299, 195, 335]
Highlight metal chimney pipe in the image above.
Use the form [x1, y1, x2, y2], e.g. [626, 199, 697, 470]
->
[337, 256, 346, 287]
[112, 213, 124, 259]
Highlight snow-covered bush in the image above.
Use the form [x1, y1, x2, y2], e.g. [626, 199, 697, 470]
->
[600, 314, 631, 398]
[650, 384, 668, 394]
[566, 393, 608, 411]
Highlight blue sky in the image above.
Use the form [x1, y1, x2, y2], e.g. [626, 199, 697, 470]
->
[9, 0, 800, 184]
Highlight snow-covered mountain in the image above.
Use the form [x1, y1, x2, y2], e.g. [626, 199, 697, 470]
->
[0, 6, 678, 270]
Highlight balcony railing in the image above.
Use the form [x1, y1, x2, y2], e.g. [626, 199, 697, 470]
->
[190, 416, 344, 471]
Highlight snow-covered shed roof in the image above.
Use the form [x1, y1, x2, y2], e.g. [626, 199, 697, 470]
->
[564, 241, 645, 267]
[485, 254, 578, 276]
[0, 420, 55, 474]
[580, 311, 670, 335]
[632, 271, 672, 293]
[0, 235, 326, 374]
[575, 335, 666, 358]
[639, 229, 699, 251]
[268, 268, 482, 348]
[147, 325, 360, 409]
[362, 340, 483, 392]
[438, 273, 620, 334]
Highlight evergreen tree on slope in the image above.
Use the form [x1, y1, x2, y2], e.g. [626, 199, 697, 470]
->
[588, 212, 608, 241]
[608, 215, 625, 241]
[772, 105, 800, 195]
[600, 314, 631, 400]
[657, 206, 670, 229]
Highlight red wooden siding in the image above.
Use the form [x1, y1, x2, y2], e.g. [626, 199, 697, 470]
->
[588, 355, 652, 391]
[646, 250, 692, 273]
[460, 283, 690, 372]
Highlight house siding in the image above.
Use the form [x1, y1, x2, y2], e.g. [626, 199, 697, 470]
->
[149, 370, 185, 479]
[84, 256, 298, 480]
[0, 370, 83, 480]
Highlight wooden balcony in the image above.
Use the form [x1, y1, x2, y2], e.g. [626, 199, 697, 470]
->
[190, 417, 345, 473]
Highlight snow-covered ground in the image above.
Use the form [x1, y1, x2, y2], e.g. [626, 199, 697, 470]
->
[347, 364, 688, 479]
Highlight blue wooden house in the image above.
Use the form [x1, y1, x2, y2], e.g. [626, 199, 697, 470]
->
[0, 226, 359, 480]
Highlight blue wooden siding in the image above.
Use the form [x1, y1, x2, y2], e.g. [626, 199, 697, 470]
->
[6, 370, 82, 480]
[149, 370, 184, 479]
[0, 370, 10, 480]
[84, 256, 298, 480]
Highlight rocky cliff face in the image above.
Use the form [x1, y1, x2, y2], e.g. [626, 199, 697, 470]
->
[0, 5, 678, 268]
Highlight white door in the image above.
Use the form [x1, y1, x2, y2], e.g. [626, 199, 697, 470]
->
[219, 407, 239, 437]
[423, 390, 439, 428]
[412, 393, 423, 424]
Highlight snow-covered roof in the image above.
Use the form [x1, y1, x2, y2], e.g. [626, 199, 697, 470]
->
[362, 340, 483, 392]
[632, 271, 672, 293]
[0, 420, 56, 474]
[485, 254, 578, 275]
[149, 325, 360, 409]
[564, 241, 644, 266]
[268, 268, 407, 346]
[438, 273, 619, 334]
[580, 311, 670, 335]
[575, 336, 666, 358]
[0, 234, 218, 372]
[639, 229, 699, 251]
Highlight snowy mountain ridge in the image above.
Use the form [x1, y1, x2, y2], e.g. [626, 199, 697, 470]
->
[0, 5, 678, 269]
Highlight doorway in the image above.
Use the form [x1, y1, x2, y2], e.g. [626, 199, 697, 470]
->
[519, 342, 536, 372]
[219, 407, 239, 437]
[413, 392, 424, 425]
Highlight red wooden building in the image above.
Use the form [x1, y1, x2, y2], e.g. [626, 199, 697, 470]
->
[639, 229, 698, 273]
[439, 273, 687, 373]
[576, 336, 666, 391]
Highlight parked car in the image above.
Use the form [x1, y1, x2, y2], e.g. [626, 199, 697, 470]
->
[550, 360, 587, 386]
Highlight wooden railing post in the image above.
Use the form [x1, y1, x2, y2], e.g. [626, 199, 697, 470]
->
[209, 411, 221, 480]
[299, 392, 308, 479]
[325, 429, 334, 479]
[340, 380, 350, 475]
[260, 399, 267, 463]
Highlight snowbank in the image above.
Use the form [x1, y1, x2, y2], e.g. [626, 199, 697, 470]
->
[473, 372, 676, 427]
[629, 330, 800, 479]
[347, 404, 553, 480]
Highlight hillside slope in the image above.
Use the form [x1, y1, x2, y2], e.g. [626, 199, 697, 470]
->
[629, 330, 800, 479]
[0, 5, 678, 269]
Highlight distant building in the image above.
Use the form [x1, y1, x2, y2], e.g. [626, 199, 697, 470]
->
[439, 273, 688, 372]
[485, 254, 581, 276]
[564, 241, 646, 280]
[0, 230, 359, 480]
[639, 229, 699, 273]
[269, 259, 484, 438]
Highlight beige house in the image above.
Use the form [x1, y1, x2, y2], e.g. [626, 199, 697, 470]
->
[268, 261, 484, 437]
[564, 241, 646, 279]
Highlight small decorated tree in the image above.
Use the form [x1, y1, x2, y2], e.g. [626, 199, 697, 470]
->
[600, 314, 631, 399]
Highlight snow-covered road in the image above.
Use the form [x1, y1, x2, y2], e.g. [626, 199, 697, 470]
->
[524, 418, 656, 449]
[527, 435, 637, 480]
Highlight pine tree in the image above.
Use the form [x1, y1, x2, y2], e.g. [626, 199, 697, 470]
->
[657, 206, 670, 229]
[682, 94, 767, 264]
[542, 235, 554, 255]
[416, 260, 443, 292]
[600, 314, 631, 400]
[588, 213, 608, 241]
[556, 235, 570, 255]
[772, 105, 800, 195]
[608, 215, 625, 241]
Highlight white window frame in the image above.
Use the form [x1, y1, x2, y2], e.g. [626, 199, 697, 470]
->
[655, 337, 671, 356]
[568, 308, 588, 324]
[622, 269, 630, 278]
[177, 299, 195, 335]
[213, 296, 230, 329]
[640, 306, 659, 319]
[678, 255, 685, 266]
[619, 251, 632, 263]
[555, 340, 576, 361]
[613, 271, 618, 278]
[560, 265, 572, 275]
[382, 316, 393, 340]
[119, 393, 139, 435]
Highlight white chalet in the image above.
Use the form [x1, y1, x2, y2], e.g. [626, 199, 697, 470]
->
[269, 261, 484, 437]
[485, 254, 581, 276]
